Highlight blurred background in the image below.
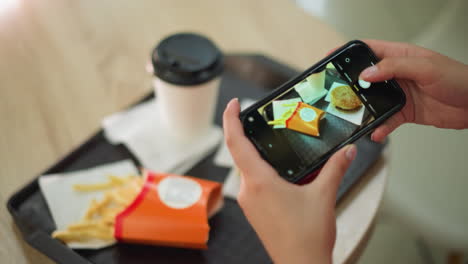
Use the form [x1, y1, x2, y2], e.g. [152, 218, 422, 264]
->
[296, 0, 468, 263]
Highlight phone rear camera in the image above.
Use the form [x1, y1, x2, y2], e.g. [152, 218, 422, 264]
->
[345, 57, 351, 63]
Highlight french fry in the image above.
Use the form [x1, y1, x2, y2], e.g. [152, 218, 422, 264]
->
[73, 175, 137, 192]
[52, 228, 114, 242]
[53, 175, 143, 244]
[83, 194, 112, 220]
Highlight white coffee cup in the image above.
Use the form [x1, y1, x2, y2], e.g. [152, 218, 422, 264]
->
[151, 33, 223, 144]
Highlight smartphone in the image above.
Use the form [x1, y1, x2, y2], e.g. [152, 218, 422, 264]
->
[239, 40, 406, 183]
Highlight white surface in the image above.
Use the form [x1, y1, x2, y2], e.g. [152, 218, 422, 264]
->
[358, 215, 426, 264]
[294, 70, 327, 103]
[333, 155, 388, 263]
[38, 160, 139, 249]
[213, 98, 255, 168]
[296, 0, 447, 42]
[213, 138, 234, 168]
[297, 0, 468, 64]
[222, 168, 241, 200]
[154, 77, 220, 144]
[324, 82, 365, 126]
[103, 98, 223, 175]
[384, 126, 468, 250]
[326, 104, 365, 126]
[272, 98, 302, 128]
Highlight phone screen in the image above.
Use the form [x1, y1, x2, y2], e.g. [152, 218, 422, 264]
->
[241, 42, 405, 182]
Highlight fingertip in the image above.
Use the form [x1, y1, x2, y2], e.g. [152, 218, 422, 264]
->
[226, 98, 240, 111]
[360, 65, 378, 81]
[371, 128, 387, 143]
[223, 98, 240, 124]
[344, 144, 357, 161]
[315, 144, 355, 190]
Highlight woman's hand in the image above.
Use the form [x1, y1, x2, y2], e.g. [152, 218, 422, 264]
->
[223, 98, 357, 264]
[360, 39, 468, 142]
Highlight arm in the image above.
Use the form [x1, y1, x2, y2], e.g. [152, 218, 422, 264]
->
[223, 98, 357, 264]
[359, 39, 468, 142]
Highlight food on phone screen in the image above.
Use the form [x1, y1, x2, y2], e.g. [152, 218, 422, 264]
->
[268, 102, 325, 137]
[330, 85, 362, 111]
[271, 98, 302, 128]
[294, 71, 328, 104]
[252, 61, 376, 177]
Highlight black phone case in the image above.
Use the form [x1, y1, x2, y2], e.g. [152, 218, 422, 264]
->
[7, 54, 386, 264]
[240, 40, 405, 182]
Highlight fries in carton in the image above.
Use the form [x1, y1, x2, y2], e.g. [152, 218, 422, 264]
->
[49, 168, 223, 249]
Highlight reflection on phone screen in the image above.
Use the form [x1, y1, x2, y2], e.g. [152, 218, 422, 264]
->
[255, 62, 375, 174]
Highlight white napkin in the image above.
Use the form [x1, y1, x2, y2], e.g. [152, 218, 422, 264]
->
[38, 160, 139, 249]
[214, 99, 255, 200]
[326, 104, 365, 126]
[213, 98, 255, 168]
[294, 71, 328, 104]
[222, 168, 241, 200]
[102, 99, 223, 175]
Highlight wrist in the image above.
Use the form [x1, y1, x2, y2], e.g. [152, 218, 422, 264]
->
[270, 246, 332, 264]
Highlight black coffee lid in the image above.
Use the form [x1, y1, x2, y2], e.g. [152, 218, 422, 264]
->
[151, 33, 223, 86]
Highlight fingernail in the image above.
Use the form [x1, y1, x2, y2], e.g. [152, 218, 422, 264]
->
[361, 65, 378, 79]
[345, 145, 357, 161]
[228, 98, 239, 108]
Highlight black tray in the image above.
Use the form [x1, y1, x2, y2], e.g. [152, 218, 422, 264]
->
[7, 54, 385, 264]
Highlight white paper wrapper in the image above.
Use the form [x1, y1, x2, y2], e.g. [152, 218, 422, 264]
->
[38, 160, 139, 249]
[271, 98, 302, 129]
[326, 103, 365, 126]
[102, 98, 222, 175]
[325, 81, 365, 125]
[294, 71, 327, 104]
[222, 168, 241, 200]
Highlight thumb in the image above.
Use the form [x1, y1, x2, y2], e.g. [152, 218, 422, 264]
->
[360, 57, 434, 85]
[312, 145, 357, 198]
[371, 112, 406, 142]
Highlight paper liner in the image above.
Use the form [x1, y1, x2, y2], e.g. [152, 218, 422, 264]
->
[38, 160, 139, 249]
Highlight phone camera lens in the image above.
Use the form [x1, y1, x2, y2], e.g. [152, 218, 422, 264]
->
[345, 57, 351, 63]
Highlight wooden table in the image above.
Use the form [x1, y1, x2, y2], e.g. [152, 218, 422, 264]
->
[0, 0, 386, 263]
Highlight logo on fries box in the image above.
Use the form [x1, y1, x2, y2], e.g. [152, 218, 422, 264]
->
[157, 176, 203, 209]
